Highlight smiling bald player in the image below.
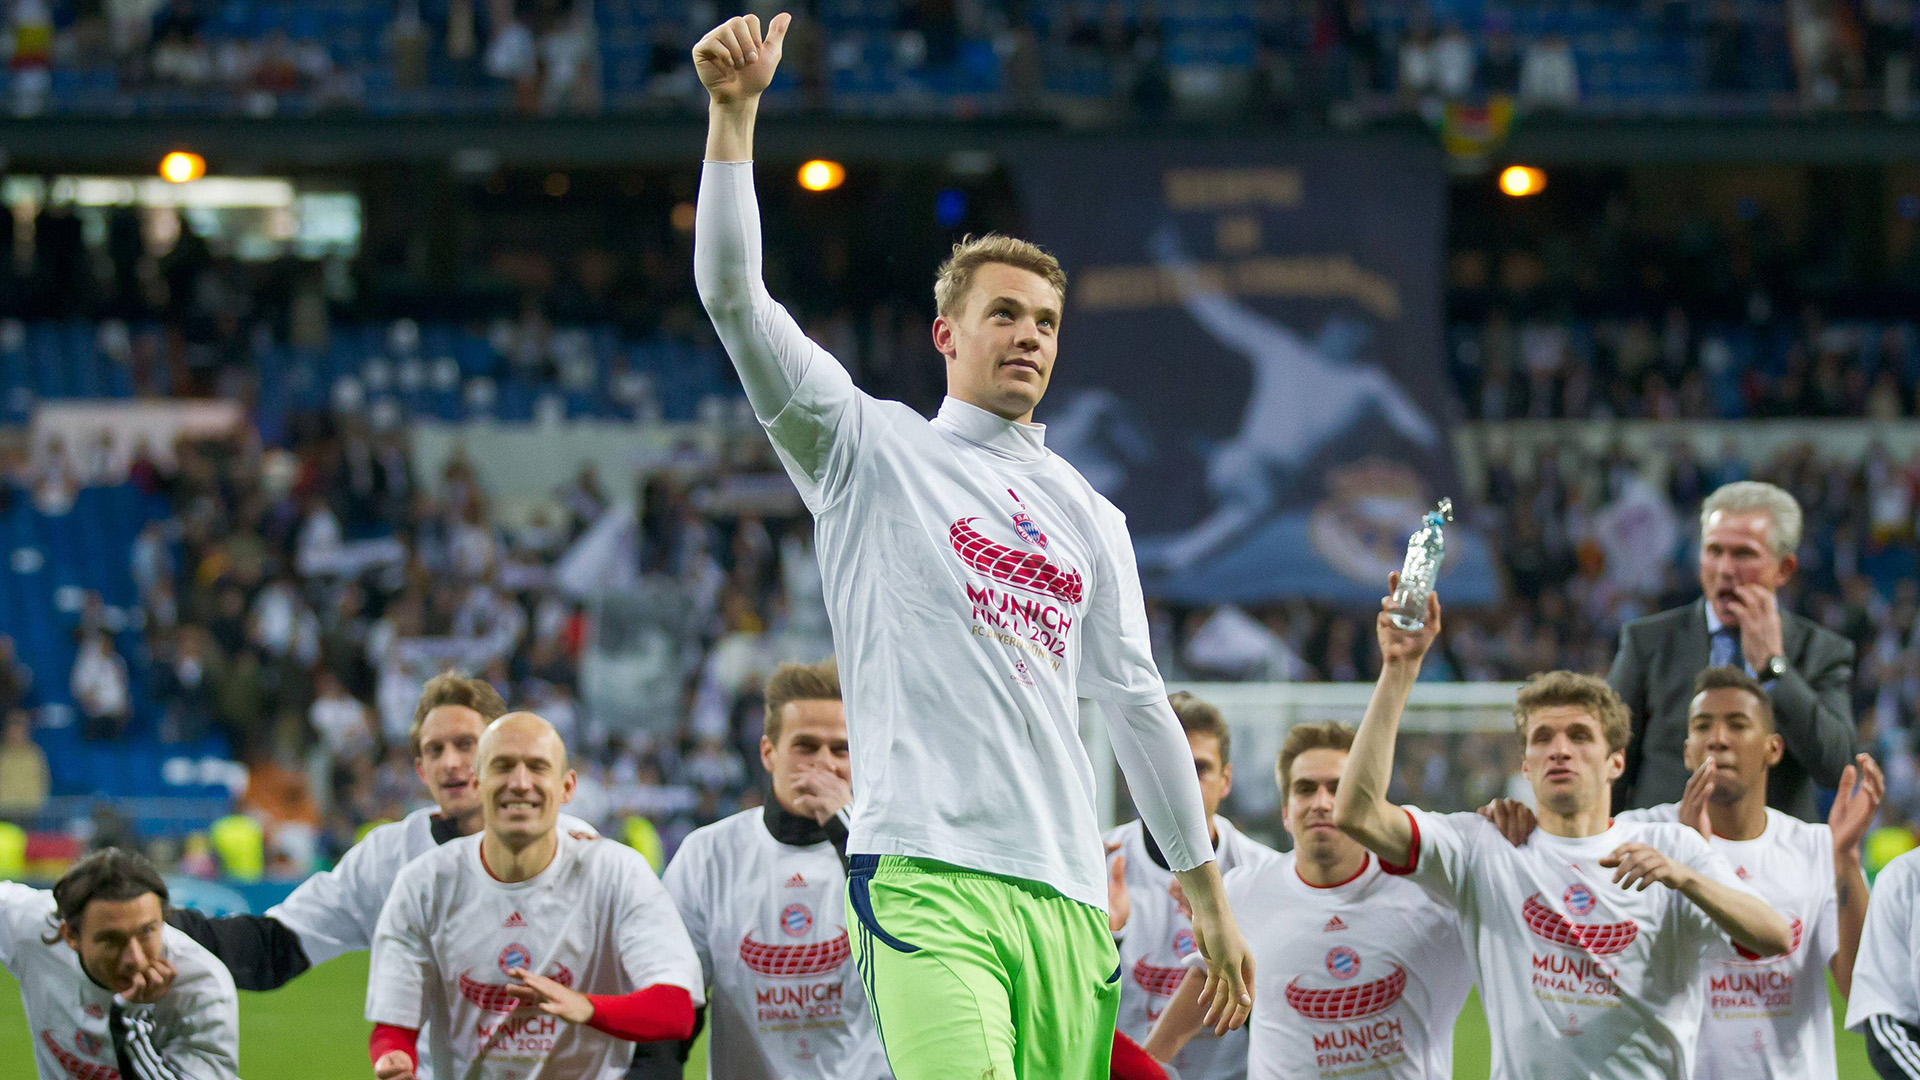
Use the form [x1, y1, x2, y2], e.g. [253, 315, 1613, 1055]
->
[167, 673, 596, 994]
[366, 712, 702, 1080]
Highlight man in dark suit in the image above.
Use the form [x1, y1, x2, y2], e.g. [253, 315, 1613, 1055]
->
[1610, 480, 1856, 820]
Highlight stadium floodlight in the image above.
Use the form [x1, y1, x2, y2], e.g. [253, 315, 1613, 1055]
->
[1499, 165, 1545, 197]
[797, 160, 845, 192]
[159, 151, 206, 184]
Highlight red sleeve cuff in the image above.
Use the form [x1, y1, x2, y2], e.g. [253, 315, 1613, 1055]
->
[1379, 807, 1421, 876]
[1110, 1030, 1169, 1080]
[585, 984, 696, 1043]
[369, 1023, 419, 1070]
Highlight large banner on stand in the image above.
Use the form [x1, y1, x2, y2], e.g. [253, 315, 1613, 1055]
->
[1015, 139, 1496, 607]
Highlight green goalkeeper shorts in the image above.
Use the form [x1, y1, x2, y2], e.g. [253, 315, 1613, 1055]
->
[847, 854, 1121, 1080]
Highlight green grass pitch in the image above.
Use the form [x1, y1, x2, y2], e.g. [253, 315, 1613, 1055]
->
[0, 955, 1871, 1077]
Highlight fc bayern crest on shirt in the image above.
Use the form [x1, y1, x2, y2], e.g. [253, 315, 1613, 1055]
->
[782, 903, 814, 937]
[1012, 511, 1047, 549]
[1005, 488, 1050, 549]
[498, 942, 534, 976]
[1325, 946, 1362, 981]
[1172, 928, 1197, 957]
[1563, 883, 1597, 917]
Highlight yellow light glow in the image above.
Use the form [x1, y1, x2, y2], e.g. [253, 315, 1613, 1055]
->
[159, 151, 206, 184]
[1499, 165, 1545, 198]
[798, 160, 846, 192]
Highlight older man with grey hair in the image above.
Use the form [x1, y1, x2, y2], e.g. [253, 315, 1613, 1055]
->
[1610, 480, 1857, 819]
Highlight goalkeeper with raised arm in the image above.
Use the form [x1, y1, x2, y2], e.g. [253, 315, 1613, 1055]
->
[689, 13, 1253, 1080]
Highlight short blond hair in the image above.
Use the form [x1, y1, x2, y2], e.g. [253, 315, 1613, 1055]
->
[763, 658, 841, 743]
[1513, 671, 1633, 754]
[1277, 721, 1355, 791]
[409, 671, 507, 757]
[933, 234, 1067, 319]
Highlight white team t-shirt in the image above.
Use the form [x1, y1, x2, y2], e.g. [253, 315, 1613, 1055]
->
[662, 808, 889, 1080]
[1398, 808, 1759, 1080]
[367, 829, 704, 1080]
[1, 882, 239, 1080]
[1617, 805, 1837, 1080]
[1106, 816, 1277, 1080]
[1226, 851, 1471, 1080]
[270, 806, 596, 967]
[1848, 848, 1920, 1030]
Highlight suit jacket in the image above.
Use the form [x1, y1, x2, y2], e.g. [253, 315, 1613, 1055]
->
[1608, 599, 1857, 821]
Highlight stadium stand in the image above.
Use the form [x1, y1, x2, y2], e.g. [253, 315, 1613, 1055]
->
[0, 0, 1904, 120]
[0, 0, 1908, 930]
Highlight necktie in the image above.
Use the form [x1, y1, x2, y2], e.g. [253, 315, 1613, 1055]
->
[1710, 627, 1740, 669]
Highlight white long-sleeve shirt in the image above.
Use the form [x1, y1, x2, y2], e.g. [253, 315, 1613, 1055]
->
[694, 160, 1212, 909]
[1, 883, 238, 1080]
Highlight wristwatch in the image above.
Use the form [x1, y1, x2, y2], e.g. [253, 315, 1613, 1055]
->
[1761, 655, 1787, 680]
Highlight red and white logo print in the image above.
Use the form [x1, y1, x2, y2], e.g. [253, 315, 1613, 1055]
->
[1323, 916, 1348, 932]
[1007, 488, 1049, 548]
[739, 929, 851, 977]
[1563, 883, 1597, 917]
[1522, 893, 1638, 955]
[1132, 957, 1188, 998]
[1172, 928, 1197, 958]
[784, 873, 808, 888]
[1285, 965, 1408, 1021]
[73, 1032, 102, 1057]
[782, 903, 814, 937]
[498, 943, 534, 976]
[949, 518, 1083, 604]
[1325, 946, 1362, 981]
[43, 1030, 118, 1080]
[459, 963, 574, 1012]
[1012, 513, 1047, 549]
[502, 911, 526, 928]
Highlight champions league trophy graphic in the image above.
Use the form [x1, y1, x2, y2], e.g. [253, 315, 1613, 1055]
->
[1388, 498, 1453, 631]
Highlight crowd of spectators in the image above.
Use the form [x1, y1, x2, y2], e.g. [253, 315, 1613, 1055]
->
[3, 406, 834, 875]
[0, 0, 1914, 120]
[1448, 176, 1920, 421]
[1153, 429, 1920, 827]
[13, 355, 1920, 869]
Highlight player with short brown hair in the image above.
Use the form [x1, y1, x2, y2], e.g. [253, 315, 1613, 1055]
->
[1144, 722, 1472, 1080]
[1334, 579, 1793, 1079]
[691, 13, 1251, 1079]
